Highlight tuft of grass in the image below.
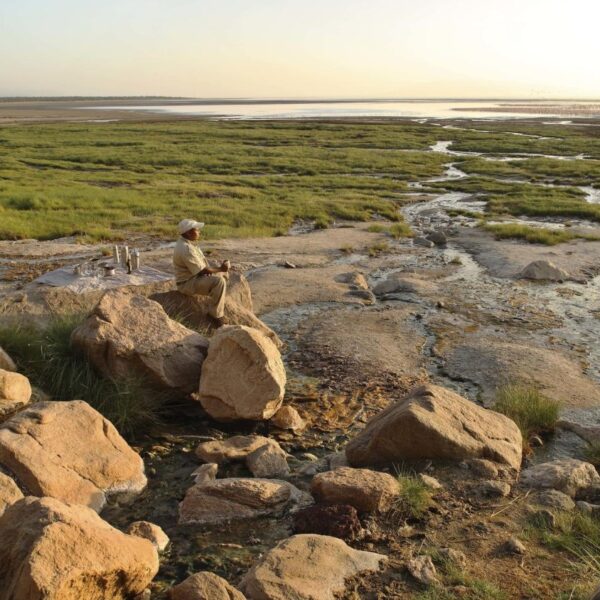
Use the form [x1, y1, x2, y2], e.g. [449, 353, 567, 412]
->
[367, 241, 390, 257]
[0, 316, 166, 438]
[493, 384, 560, 440]
[367, 223, 388, 233]
[390, 473, 433, 521]
[389, 221, 413, 239]
[482, 222, 599, 246]
[340, 245, 354, 254]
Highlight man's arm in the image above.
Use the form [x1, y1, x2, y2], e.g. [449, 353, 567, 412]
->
[199, 261, 230, 276]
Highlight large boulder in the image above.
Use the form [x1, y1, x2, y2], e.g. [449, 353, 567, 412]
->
[239, 534, 387, 600]
[178, 477, 311, 525]
[196, 435, 289, 478]
[71, 289, 208, 395]
[0, 496, 158, 600]
[151, 271, 282, 348]
[0, 401, 147, 511]
[518, 260, 569, 281]
[0, 347, 16, 372]
[0, 472, 23, 518]
[198, 325, 286, 421]
[0, 369, 32, 422]
[311, 467, 400, 513]
[520, 459, 600, 498]
[345, 384, 523, 471]
[169, 572, 246, 600]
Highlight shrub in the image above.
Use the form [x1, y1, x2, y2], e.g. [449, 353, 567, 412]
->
[389, 473, 433, 521]
[389, 222, 413, 238]
[493, 384, 560, 439]
[367, 241, 390, 257]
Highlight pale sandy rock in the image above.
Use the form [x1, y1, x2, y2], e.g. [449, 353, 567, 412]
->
[0, 496, 158, 600]
[518, 260, 569, 281]
[373, 274, 437, 297]
[520, 459, 600, 497]
[439, 548, 466, 569]
[311, 467, 400, 513]
[335, 271, 369, 290]
[474, 480, 511, 498]
[246, 442, 290, 478]
[198, 326, 286, 421]
[0, 472, 23, 517]
[270, 406, 306, 432]
[419, 474, 443, 490]
[407, 555, 439, 586]
[346, 384, 523, 471]
[0, 401, 146, 511]
[151, 272, 281, 348]
[169, 572, 245, 600]
[0, 347, 16, 372]
[0, 369, 32, 421]
[178, 478, 311, 525]
[127, 521, 170, 552]
[533, 489, 576, 511]
[196, 435, 270, 463]
[192, 463, 218, 485]
[71, 289, 208, 395]
[240, 534, 387, 600]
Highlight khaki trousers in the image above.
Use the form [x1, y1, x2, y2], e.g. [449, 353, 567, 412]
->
[177, 273, 227, 318]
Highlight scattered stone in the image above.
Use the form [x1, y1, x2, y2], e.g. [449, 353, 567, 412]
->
[239, 534, 387, 600]
[0, 496, 158, 600]
[465, 458, 500, 479]
[439, 548, 467, 569]
[426, 231, 447, 246]
[0, 368, 32, 422]
[505, 537, 526, 555]
[520, 459, 600, 498]
[178, 478, 312, 525]
[576, 500, 600, 516]
[196, 435, 289, 478]
[557, 419, 600, 444]
[0, 347, 16, 372]
[270, 406, 306, 432]
[311, 467, 400, 513]
[192, 463, 218, 485]
[127, 521, 170, 552]
[336, 271, 369, 290]
[529, 434, 544, 448]
[283, 261, 297, 269]
[345, 384, 523, 471]
[372, 274, 437, 296]
[151, 272, 281, 349]
[407, 555, 439, 586]
[71, 289, 208, 395]
[169, 572, 246, 600]
[474, 480, 511, 498]
[413, 237, 435, 248]
[347, 289, 376, 304]
[0, 472, 22, 518]
[0, 401, 147, 511]
[198, 325, 286, 421]
[419, 474, 443, 490]
[293, 504, 362, 541]
[533, 489, 576, 511]
[518, 260, 569, 282]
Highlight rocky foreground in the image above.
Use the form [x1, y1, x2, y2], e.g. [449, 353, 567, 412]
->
[1, 221, 600, 598]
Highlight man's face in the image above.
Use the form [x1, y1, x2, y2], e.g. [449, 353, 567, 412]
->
[185, 228, 200, 241]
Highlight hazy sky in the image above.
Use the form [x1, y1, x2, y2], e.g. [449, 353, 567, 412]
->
[1, 0, 598, 98]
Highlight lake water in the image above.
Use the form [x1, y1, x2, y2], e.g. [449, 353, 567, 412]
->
[89, 99, 600, 120]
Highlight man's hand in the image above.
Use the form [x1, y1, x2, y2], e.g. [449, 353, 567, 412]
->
[220, 260, 231, 273]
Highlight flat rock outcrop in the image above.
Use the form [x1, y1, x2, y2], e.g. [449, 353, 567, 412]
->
[345, 384, 523, 471]
[0, 347, 16, 372]
[198, 325, 286, 421]
[372, 274, 437, 297]
[169, 572, 246, 600]
[71, 289, 208, 395]
[239, 534, 387, 600]
[178, 477, 311, 525]
[518, 260, 569, 281]
[196, 435, 289, 478]
[0, 401, 147, 511]
[0, 472, 22, 517]
[0, 369, 32, 422]
[0, 496, 158, 600]
[520, 459, 600, 497]
[151, 271, 281, 348]
[311, 467, 400, 513]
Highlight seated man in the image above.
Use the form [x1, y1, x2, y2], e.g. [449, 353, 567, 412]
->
[173, 218, 230, 327]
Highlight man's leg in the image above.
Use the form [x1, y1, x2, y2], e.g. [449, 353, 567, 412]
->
[179, 274, 226, 318]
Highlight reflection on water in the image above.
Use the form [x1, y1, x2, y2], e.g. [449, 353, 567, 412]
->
[85, 100, 600, 120]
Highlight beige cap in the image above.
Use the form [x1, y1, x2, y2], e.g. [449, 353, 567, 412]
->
[178, 219, 205, 235]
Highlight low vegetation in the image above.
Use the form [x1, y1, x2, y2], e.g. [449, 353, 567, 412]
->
[482, 222, 599, 245]
[390, 473, 433, 521]
[0, 316, 165, 436]
[584, 442, 600, 467]
[493, 384, 560, 440]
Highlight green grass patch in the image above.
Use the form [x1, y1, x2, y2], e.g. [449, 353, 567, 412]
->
[493, 384, 560, 440]
[390, 473, 433, 520]
[0, 316, 166, 437]
[367, 241, 390, 257]
[482, 222, 599, 245]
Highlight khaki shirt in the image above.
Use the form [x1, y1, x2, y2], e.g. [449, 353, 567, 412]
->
[173, 237, 208, 284]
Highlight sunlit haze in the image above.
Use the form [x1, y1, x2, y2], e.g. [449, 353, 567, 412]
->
[1, 0, 599, 98]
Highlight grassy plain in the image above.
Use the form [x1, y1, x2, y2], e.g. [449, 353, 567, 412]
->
[0, 118, 598, 242]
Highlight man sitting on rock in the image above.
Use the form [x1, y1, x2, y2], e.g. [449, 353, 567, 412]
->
[173, 219, 230, 327]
